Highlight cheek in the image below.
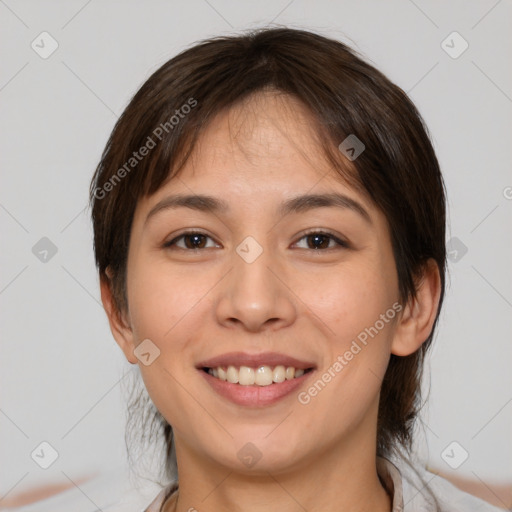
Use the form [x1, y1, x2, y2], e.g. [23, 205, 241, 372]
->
[126, 258, 202, 342]
[124, 261, 206, 415]
[296, 271, 396, 432]
[301, 263, 394, 343]
[297, 259, 397, 407]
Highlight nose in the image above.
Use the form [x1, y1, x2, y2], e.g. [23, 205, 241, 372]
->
[214, 239, 297, 333]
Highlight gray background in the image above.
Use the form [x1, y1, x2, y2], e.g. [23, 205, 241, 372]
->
[1, 0, 511, 507]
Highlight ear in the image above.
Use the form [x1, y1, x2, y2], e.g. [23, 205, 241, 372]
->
[391, 258, 442, 356]
[100, 270, 138, 364]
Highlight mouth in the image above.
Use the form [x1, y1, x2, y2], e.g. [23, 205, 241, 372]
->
[196, 352, 316, 407]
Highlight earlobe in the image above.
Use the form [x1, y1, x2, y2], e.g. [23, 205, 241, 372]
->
[391, 259, 442, 357]
[100, 272, 138, 364]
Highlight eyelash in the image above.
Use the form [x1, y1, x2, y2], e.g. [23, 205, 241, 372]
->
[163, 229, 350, 252]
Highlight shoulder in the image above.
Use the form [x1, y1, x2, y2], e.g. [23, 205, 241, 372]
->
[418, 473, 505, 512]
[381, 454, 505, 512]
[141, 482, 177, 512]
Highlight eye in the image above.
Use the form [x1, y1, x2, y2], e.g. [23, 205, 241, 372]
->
[163, 231, 219, 250]
[163, 229, 349, 252]
[293, 230, 349, 251]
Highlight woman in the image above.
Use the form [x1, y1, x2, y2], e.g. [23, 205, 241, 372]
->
[90, 27, 502, 512]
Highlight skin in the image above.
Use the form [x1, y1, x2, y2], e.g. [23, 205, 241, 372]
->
[101, 91, 441, 512]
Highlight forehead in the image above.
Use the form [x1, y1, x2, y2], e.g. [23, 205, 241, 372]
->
[176, 91, 361, 193]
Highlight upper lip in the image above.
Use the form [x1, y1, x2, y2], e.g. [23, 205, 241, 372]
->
[197, 351, 316, 370]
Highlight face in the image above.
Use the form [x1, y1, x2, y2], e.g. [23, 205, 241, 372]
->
[114, 91, 403, 475]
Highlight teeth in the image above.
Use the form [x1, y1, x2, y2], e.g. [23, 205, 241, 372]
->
[255, 366, 273, 386]
[239, 366, 255, 385]
[285, 366, 295, 380]
[218, 367, 227, 381]
[273, 365, 286, 383]
[207, 365, 309, 386]
[226, 365, 239, 384]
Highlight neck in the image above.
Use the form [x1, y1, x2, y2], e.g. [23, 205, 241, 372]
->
[166, 425, 392, 512]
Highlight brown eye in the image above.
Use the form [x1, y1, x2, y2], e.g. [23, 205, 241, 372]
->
[164, 231, 218, 250]
[294, 231, 349, 250]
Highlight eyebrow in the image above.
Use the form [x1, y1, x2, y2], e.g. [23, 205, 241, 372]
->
[145, 192, 372, 226]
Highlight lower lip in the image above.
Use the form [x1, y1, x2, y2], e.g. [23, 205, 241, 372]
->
[199, 369, 314, 407]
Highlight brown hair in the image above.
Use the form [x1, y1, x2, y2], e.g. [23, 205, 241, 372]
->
[90, 26, 446, 485]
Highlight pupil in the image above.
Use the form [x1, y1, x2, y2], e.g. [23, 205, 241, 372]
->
[310, 234, 328, 249]
[187, 234, 205, 249]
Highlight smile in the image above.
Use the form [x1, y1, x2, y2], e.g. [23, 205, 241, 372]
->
[203, 365, 313, 386]
[199, 366, 315, 407]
